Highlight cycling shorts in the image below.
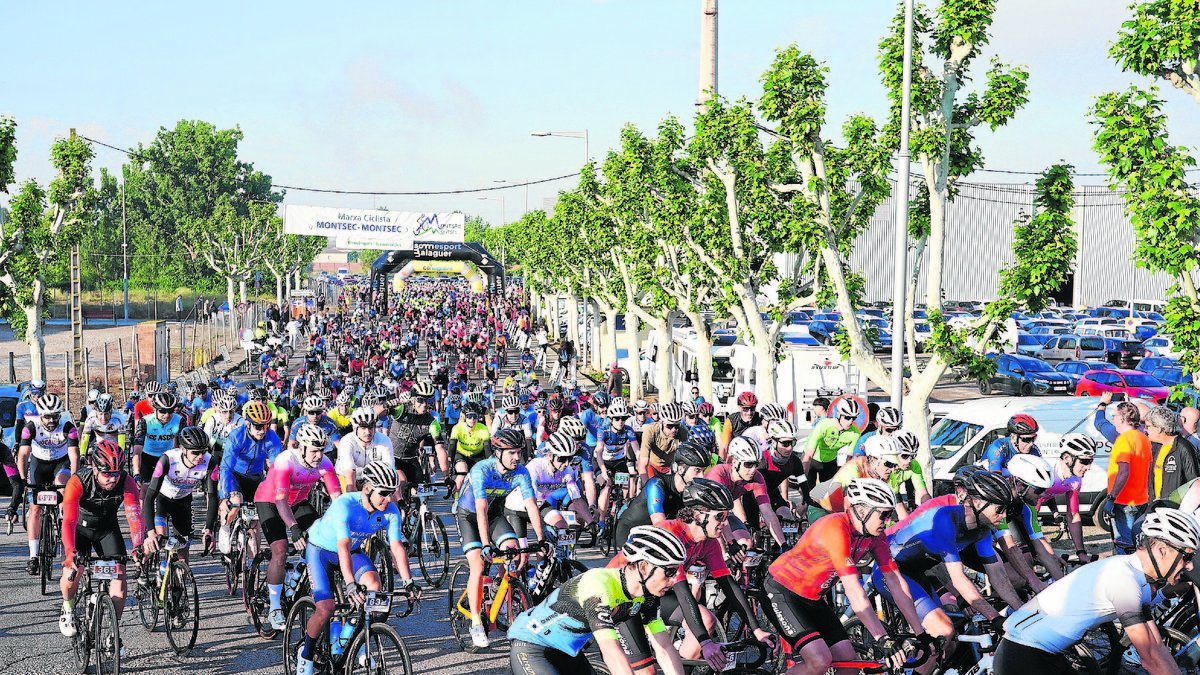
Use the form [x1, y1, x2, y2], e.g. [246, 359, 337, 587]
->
[456, 507, 517, 553]
[395, 456, 427, 487]
[761, 577, 848, 654]
[29, 456, 71, 486]
[993, 638, 1073, 674]
[228, 473, 263, 505]
[256, 499, 319, 545]
[503, 505, 559, 541]
[869, 564, 943, 621]
[306, 543, 373, 603]
[509, 639, 598, 675]
[73, 522, 127, 561]
[598, 457, 635, 481]
[454, 451, 485, 474]
[154, 494, 195, 540]
[138, 457, 159, 484]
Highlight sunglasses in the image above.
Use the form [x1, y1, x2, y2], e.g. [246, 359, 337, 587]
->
[665, 423, 678, 430]
[840, 415, 858, 421]
[185, 449, 207, 458]
[611, 416, 629, 422]
[1176, 547, 1197, 563]
[1018, 435, 1037, 443]
[740, 406, 754, 412]
[880, 426, 899, 434]
[739, 461, 759, 469]
[881, 460, 900, 470]
[100, 470, 123, 478]
[1077, 458, 1095, 466]
[464, 413, 480, 419]
[777, 440, 795, 448]
[373, 488, 396, 499]
[898, 453, 915, 462]
[698, 510, 729, 523]
[250, 423, 271, 431]
[658, 565, 681, 579]
[873, 508, 897, 522]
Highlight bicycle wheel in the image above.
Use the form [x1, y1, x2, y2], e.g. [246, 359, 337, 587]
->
[245, 551, 277, 638]
[368, 538, 395, 594]
[1078, 622, 1120, 675]
[1118, 625, 1193, 675]
[415, 512, 450, 588]
[499, 580, 532, 633]
[344, 622, 413, 675]
[94, 592, 121, 675]
[283, 597, 319, 674]
[40, 513, 55, 596]
[165, 561, 199, 656]
[72, 587, 94, 674]
[224, 547, 242, 597]
[134, 577, 159, 632]
[446, 562, 476, 652]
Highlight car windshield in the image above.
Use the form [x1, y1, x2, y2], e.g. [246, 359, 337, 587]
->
[0, 397, 14, 429]
[1013, 356, 1054, 372]
[1017, 334, 1039, 345]
[1124, 373, 1162, 387]
[930, 419, 983, 460]
[1080, 337, 1105, 350]
[712, 358, 734, 379]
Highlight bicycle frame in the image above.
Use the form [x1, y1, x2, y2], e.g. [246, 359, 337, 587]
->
[454, 544, 542, 629]
[154, 537, 189, 605]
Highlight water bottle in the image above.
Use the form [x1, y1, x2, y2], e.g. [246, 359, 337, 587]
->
[1176, 634, 1200, 669]
[157, 558, 168, 583]
[335, 617, 357, 654]
[284, 566, 301, 596]
[330, 618, 344, 656]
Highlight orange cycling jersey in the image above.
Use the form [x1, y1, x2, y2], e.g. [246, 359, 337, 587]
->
[768, 511, 895, 601]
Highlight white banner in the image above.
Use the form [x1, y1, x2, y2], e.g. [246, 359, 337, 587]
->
[284, 205, 464, 249]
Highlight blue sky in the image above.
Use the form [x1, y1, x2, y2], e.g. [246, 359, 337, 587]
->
[3, 0, 1197, 226]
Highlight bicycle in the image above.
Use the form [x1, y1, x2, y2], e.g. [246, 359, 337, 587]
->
[528, 514, 588, 603]
[29, 482, 64, 596]
[219, 501, 260, 597]
[283, 586, 418, 675]
[133, 536, 200, 655]
[245, 543, 309, 639]
[447, 542, 544, 653]
[67, 553, 131, 675]
[595, 470, 631, 555]
[400, 483, 450, 588]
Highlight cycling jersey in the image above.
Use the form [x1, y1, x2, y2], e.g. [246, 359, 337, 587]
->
[307, 492, 404, 552]
[133, 413, 185, 459]
[805, 418, 861, 464]
[507, 567, 665, 656]
[449, 421, 491, 458]
[598, 421, 637, 462]
[1003, 554, 1151, 654]
[704, 462, 771, 507]
[608, 519, 729, 586]
[639, 422, 686, 474]
[579, 408, 604, 448]
[254, 449, 340, 506]
[20, 418, 78, 461]
[887, 503, 999, 572]
[388, 409, 440, 460]
[147, 449, 214, 501]
[504, 456, 581, 509]
[889, 459, 927, 493]
[327, 408, 352, 433]
[759, 450, 805, 508]
[770, 511, 896, 600]
[979, 437, 1042, 475]
[1038, 464, 1082, 511]
[812, 457, 882, 512]
[456, 456, 535, 513]
[723, 412, 762, 447]
[217, 423, 284, 499]
[335, 432, 395, 484]
[80, 412, 128, 448]
[62, 467, 144, 561]
[202, 413, 242, 449]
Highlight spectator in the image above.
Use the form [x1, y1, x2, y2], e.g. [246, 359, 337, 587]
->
[174, 294, 183, 321]
[604, 363, 625, 397]
[1145, 406, 1200, 501]
[1092, 392, 1119, 443]
[810, 396, 831, 425]
[535, 327, 549, 368]
[1104, 401, 1152, 554]
[1181, 407, 1200, 449]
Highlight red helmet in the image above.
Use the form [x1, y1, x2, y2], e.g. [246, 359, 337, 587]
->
[1007, 414, 1039, 436]
[698, 402, 715, 416]
[737, 391, 758, 408]
[89, 439, 126, 473]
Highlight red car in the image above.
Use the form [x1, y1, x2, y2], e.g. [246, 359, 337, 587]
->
[1075, 368, 1169, 403]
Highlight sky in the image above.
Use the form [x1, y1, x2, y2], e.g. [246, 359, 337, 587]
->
[3, 0, 1197, 228]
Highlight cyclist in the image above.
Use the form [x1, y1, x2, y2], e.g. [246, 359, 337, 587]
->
[456, 427, 546, 649]
[141, 426, 217, 562]
[326, 391, 354, 435]
[448, 402, 491, 493]
[580, 391, 610, 456]
[763, 479, 928, 675]
[536, 397, 565, 445]
[505, 431, 589, 542]
[508, 525, 688, 675]
[57, 440, 144, 639]
[131, 392, 187, 488]
[614, 441, 711, 548]
[803, 398, 862, 485]
[607, 478, 777, 672]
[79, 393, 128, 455]
[335, 408, 395, 492]
[17, 392, 80, 576]
[1039, 433, 1097, 564]
[754, 419, 807, 527]
[890, 430, 931, 517]
[387, 381, 446, 491]
[996, 453, 1061, 588]
[287, 394, 340, 455]
[811, 434, 903, 513]
[981, 414, 1041, 474]
[851, 405, 903, 457]
[721, 391, 762, 458]
[630, 399, 651, 434]
[705, 436, 786, 549]
[14, 378, 48, 442]
[295, 461, 417, 675]
[595, 397, 640, 529]
[638, 402, 686, 482]
[256, 423, 343, 630]
[216, 400, 283, 555]
[490, 393, 534, 455]
[996, 507, 1200, 675]
[697, 401, 720, 438]
[687, 422, 718, 466]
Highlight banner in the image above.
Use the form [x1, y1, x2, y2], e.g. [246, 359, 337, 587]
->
[284, 205, 464, 249]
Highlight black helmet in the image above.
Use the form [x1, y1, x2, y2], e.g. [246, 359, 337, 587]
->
[673, 441, 712, 469]
[492, 428, 525, 452]
[250, 386, 269, 401]
[179, 426, 211, 451]
[151, 392, 178, 412]
[682, 477, 734, 511]
[592, 391, 611, 408]
[955, 466, 1012, 507]
[463, 402, 484, 418]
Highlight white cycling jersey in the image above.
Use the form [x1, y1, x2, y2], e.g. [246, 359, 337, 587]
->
[81, 411, 128, 445]
[24, 418, 74, 461]
[1003, 554, 1152, 654]
[153, 448, 213, 500]
[335, 432, 395, 483]
[203, 412, 242, 447]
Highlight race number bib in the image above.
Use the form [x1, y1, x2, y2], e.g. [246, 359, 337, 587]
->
[92, 562, 120, 580]
[415, 484, 438, 499]
[781, 521, 800, 535]
[556, 529, 577, 546]
[687, 565, 708, 586]
[614, 473, 630, 486]
[364, 592, 391, 612]
[36, 490, 59, 506]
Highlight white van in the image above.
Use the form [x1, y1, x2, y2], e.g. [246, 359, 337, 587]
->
[929, 397, 1111, 521]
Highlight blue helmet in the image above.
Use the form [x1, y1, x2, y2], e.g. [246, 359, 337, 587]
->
[688, 423, 716, 451]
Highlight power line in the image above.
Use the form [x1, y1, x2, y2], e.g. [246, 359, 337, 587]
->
[80, 135, 578, 196]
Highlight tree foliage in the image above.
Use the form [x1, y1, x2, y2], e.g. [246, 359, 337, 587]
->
[1111, 0, 1200, 101]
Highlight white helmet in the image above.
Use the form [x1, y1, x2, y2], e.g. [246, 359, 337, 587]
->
[360, 461, 400, 492]
[632, 399, 649, 413]
[544, 431, 577, 458]
[1008, 454, 1053, 490]
[351, 407, 376, 428]
[759, 403, 786, 421]
[35, 393, 65, 416]
[728, 436, 761, 464]
[87, 388, 100, 403]
[622, 525, 687, 567]
[845, 478, 898, 509]
[875, 406, 902, 428]
[296, 423, 330, 448]
[607, 399, 629, 418]
[835, 398, 862, 419]
[766, 419, 797, 441]
[893, 430, 920, 455]
[303, 394, 325, 412]
[863, 434, 901, 461]
[1059, 433, 1097, 459]
[1142, 507, 1200, 551]
[659, 403, 683, 424]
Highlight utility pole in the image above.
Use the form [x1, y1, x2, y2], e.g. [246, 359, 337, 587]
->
[889, 0, 915, 411]
[697, 0, 718, 109]
[122, 165, 129, 320]
[69, 129, 85, 380]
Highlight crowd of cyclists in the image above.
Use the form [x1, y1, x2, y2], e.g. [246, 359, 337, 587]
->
[5, 274, 1200, 674]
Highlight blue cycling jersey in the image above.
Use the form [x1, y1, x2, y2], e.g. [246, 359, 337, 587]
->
[140, 414, 185, 458]
[288, 415, 342, 451]
[580, 408, 604, 448]
[888, 504, 999, 572]
[456, 457, 535, 513]
[979, 437, 1041, 475]
[851, 430, 876, 457]
[643, 475, 672, 518]
[218, 423, 284, 498]
[307, 492, 404, 552]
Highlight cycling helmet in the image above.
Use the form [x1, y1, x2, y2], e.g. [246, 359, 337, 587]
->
[759, 403, 786, 421]
[1059, 433, 1097, 459]
[659, 403, 683, 424]
[534, 400, 547, 413]
[1008, 454, 1053, 490]
[360, 393, 381, 408]
[395, 390, 412, 405]
[607, 399, 629, 418]
[250, 386, 269, 401]
[728, 436, 761, 464]
[698, 402, 714, 416]
[844, 478, 899, 509]
[351, 407, 376, 428]
[36, 393, 65, 416]
[144, 381, 163, 395]
[736, 391, 758, 408]
[1141, 507, 1200, 550]
[296, 424, 330, 448]
[94, 393, 115, 414]
[335, 391, 353, 406]
[622, 525, 687, 567]
[28, 378, 46, 393]
[632, 399, 649, 413]
[560, 416, 587, 441]
[87, 388, 99, 404]
[360, 461, 400, 492]
[894, 430, 920, 455]
[688, 423, 716, 450]
[88, 439, 125, 473]
[547, 397, 564, 413]
[1007, 414, 1039, 436]
[682, 477, 735, 511]
[492, 428, 525, 452]
[875, 406, 903, 429]
[243, 401, 273, 425]
[151, 392, 178, 412]
[835, 398, 862, 419]
[766, 419, 797, 441]
[179, 426, 210, 450]
[411, 381, 434, 399]
[673, 441, 712, 469]
[303, 395, 325, 412]
[680, 401, 697, 416]
[501, 394, 520, 411]
[592, 392, 611, 408]
[448, 393, 462, 407]
[957, 467, 1012, 506]
[863, 434, 902, 461]
[463, 402, 484, 418]
[216, 396, 238, 413]
[544, 431, 577, 458]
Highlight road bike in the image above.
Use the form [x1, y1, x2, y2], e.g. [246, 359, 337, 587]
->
[283, 586, 418, 675]
[245, 543, 309, 639]
[219, 501, 260, 597]
[447, 543, 543, 653]
[596, 470, 631, 555]
[528, 512, 588, 603]
[67, 553, 130, 675]
[133, 535, 200, 655]
[30, 483, 64, 596]
[400, 483, 450, 588]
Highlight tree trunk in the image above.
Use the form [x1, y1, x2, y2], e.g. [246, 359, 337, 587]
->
[602, 304, 618, 369]
[566, 295, 580, 364]
[683, 309, 715, 403]
[625, 314, 643, 401]
[239, 278, 248, 304]
[24, 280, 46, 384]
[651, 317, 672, 402]
[226, 276, 237, 338]
[903, 362, 940, 480]
[274, 272, 284, 307]
[589, 299, 602, 372]
[751, 340, 776, 405]
[284, 271, 293, 301]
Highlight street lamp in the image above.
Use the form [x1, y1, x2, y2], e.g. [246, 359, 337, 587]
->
[530, 130, 589, 167]
[478, 195, 505, 225]
[494, 179, 528, 214]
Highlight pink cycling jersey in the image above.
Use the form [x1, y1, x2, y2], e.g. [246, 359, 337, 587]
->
[1036, 464, 1082, 512]
[254, 450, 340, 505]
[704, 462, 771, 506]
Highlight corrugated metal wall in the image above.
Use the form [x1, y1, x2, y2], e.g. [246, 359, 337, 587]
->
[845, 180, 1174, 306]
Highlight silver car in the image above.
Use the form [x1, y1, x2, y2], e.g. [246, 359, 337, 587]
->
[1039, 334, 1107, 362]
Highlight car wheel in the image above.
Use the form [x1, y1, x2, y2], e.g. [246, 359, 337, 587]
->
[1090, 491, 1111, 530]
[1078, 390, 1090, 396]
[1021, 382, 1034, 396]
[979, 381, 991, 395]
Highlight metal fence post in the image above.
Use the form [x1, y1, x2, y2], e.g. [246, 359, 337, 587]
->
[84, 348, 91, 392]
[118, 338, 127, 399]
[64, 351, 71, 412]
[7, 352, 13, 382]
[103, 342, 111, 393]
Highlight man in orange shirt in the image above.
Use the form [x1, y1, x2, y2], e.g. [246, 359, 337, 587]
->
[1104, 402, 1151, 554]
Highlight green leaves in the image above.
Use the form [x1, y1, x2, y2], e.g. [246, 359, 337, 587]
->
[1110, 0, 1200, 80]
[997, 163, 1078, 314]
[0, 116, 16, 194]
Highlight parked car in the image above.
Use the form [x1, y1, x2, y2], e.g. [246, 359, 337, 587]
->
[1105, 338, 1145, 369]
[1014, 333, 1046, 357]
[1054, 360, 1115, 386]
[1141, 336, 1179, 359]
[807, 320, 842, 345]
[1029, 325, 1072, 340]
[1136, 355, 1178, 373]
[1040, 334, 1107, 362]
[1149, 366, 1191, 387]
[1075, 368, 1170, 403]
[979, 354, 1073, 396]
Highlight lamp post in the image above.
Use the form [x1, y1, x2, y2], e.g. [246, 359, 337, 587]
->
[530, 130, 589, 168]
[493, 179, 528, 215]
[477, 195, 505, 225]
[889, 0, 915, 411]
